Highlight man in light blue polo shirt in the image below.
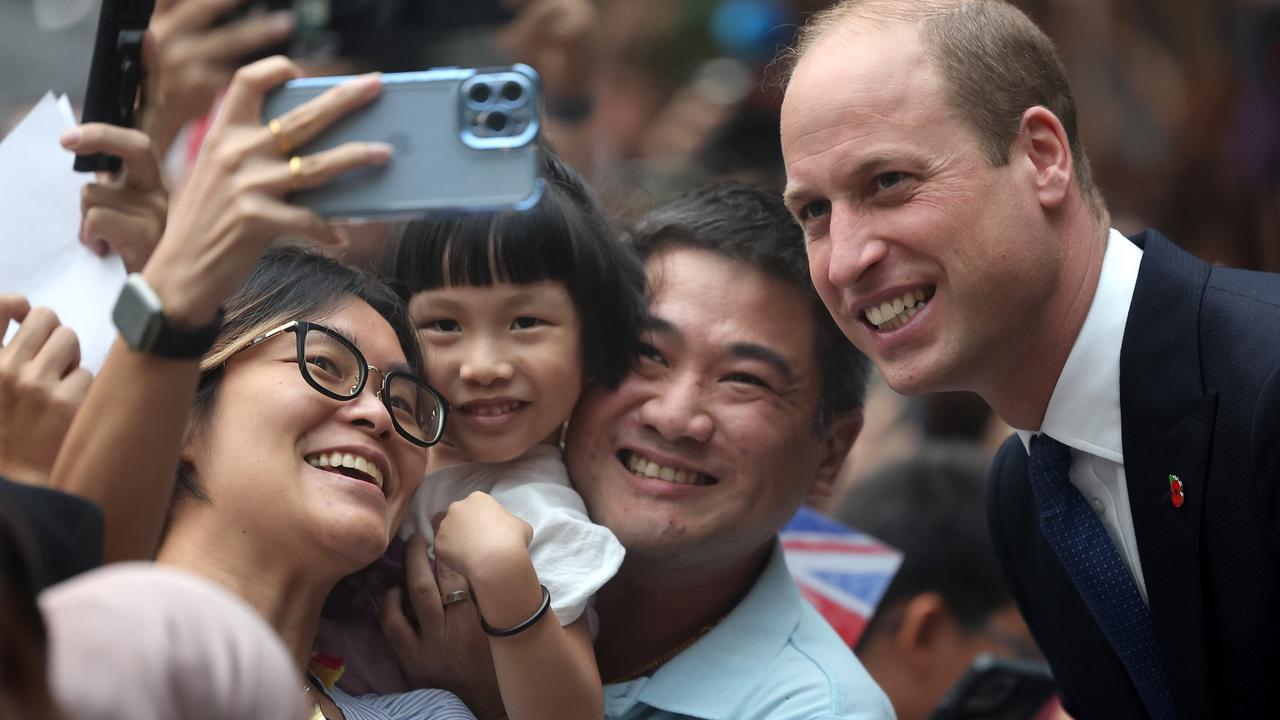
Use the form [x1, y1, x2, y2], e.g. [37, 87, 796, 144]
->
[565, 185, 894, 720]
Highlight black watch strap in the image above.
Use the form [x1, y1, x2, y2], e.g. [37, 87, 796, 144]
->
[152, 307, 224, 359]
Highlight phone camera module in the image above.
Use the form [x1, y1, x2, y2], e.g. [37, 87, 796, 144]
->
[501, 81, 524, 103]
[469, 83, 492, 104]
[461, 72, 536, 148]
[485, 111, 509, 133]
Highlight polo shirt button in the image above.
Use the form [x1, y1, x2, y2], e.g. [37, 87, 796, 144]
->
[1091, 497, 1104, 515]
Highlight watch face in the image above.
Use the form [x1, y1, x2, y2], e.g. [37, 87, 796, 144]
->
[113, 275, 163, 351]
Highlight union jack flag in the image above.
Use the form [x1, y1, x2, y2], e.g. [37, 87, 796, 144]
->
[781, 506, 903, 647]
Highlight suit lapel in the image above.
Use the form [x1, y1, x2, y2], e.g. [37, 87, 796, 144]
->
[1119, 230, 1214, 718]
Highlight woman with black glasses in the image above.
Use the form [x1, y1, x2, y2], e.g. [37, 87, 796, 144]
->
[157, 247, 471, 719]
[49, 57, 477, 719]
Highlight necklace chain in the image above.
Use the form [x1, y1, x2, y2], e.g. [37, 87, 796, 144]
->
[304, 675, 327, 720]
[608, 618, 722, 683]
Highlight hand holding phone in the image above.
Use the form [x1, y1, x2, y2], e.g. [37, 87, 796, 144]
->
[260, 65, 543, 219]
[75, 0, 155, 173]
[61, 124, 168, 273]
[142, 57, 391, 329]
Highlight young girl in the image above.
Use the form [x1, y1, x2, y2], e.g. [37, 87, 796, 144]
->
[384, 149, 647, 716]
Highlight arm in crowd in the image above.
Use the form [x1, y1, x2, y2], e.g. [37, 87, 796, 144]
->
[501, 0, 599, 178]
[142, 0, 295, 157]
[49, 57, 390, 562]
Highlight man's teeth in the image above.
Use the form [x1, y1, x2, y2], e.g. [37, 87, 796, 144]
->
[305, 451, 383, 489]
[465, 401, 521, 417]
[864, 288, 929, 330]
[626, 451, 705, 485]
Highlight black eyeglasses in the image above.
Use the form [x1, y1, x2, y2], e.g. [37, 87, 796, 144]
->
[237, 320, 448, 447]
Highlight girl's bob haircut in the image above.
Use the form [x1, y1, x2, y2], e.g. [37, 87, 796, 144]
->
[386, 147, 646, 388]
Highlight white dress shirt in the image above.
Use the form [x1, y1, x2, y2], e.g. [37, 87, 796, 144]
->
[1016, 229, 1149, 605]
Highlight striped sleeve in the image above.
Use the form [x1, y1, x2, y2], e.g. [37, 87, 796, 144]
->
[329, 686, 478, 720]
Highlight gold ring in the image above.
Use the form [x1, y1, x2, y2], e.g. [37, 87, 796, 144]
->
[268, 118, 293, 155]
[442, 589, 471, 607]
[288, 155, 303, 191]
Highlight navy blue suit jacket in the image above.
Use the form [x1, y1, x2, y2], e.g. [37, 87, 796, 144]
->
[987, 231, 1280, 719]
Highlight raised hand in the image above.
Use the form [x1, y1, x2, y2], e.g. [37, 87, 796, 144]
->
[61, 124, 167, 272]
[141, 55, 390, 328]
[142, 0, 297, 155]
[0, 297, 92, 487]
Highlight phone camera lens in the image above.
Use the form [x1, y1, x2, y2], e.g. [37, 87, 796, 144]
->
[501, 81, 523, 102]
[469, 83, 492, 104]
[485, 111, 509, 133]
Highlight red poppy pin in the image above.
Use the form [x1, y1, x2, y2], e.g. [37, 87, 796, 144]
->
[1168, 474, 1185, 509]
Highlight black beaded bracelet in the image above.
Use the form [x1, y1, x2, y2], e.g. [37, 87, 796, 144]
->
[480, 585, 552, 637]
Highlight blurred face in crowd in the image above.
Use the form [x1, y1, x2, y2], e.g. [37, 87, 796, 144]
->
[860, 598, 1039, 720]
[781, 22, 1060, 397]
[184, 298, 427, 570]
[410, 281, 583, 464]
[565, 245, 851, 569]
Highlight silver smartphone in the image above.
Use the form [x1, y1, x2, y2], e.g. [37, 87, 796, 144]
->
[261, 65, 543, 219]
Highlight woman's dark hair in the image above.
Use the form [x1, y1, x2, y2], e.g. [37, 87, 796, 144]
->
[174, 246, 425, 504]
[384, 148, 646, 387]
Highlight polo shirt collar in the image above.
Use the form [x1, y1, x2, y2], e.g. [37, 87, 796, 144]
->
[607, 541, 799, 720]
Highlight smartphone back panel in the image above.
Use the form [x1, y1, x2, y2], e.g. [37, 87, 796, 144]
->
[261, 66, 542, 218]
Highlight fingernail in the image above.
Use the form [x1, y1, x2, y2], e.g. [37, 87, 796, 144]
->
[369, 142, 393, 162]
[60, 128, 81, 148]
[361, 73, 383, 98]
[270, 11, 295, 33]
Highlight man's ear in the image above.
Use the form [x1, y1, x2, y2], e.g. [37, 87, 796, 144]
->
[809, 409, 863, 500]
[1016, 106, 1073, 210]
[893, 592, 951, 671]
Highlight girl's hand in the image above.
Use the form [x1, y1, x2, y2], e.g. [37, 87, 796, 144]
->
[61, 124, 167, 273]
[141, 56, 390, 328]
[378, 533, 506, 719]
[433, 492, 534, 583]
[433, 494, 602, 720]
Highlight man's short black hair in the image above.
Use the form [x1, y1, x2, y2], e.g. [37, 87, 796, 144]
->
[626, 183, 871, 427]
[835, 443, 1012, 651]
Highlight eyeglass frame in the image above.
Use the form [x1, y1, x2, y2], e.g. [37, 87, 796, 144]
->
[236, 320, 449, 447]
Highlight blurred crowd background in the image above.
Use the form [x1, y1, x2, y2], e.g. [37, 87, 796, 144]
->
[4, 0, 1278, 498]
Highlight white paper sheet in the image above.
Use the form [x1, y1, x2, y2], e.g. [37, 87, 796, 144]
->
[0, 91, 125, 374]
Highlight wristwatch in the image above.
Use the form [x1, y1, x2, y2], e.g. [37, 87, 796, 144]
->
[112, 273, 222, 359]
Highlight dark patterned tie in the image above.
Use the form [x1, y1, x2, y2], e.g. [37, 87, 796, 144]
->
[1028, 434, 1177, 720]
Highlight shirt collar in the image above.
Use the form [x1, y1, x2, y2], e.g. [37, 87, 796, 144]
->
[604, 541, 799, 720]
[1016, 228, 1142, 462]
